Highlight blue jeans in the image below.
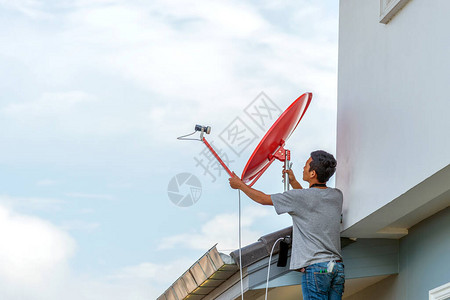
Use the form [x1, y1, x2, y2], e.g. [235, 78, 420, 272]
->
[301, 261, 345, 300]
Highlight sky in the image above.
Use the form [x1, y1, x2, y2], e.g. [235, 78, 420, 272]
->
[0, 0, 339, 299]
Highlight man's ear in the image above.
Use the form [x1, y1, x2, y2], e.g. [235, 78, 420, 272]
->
[310, 170, 316, 178]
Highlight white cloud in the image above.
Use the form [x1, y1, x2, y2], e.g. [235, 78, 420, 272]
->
[3, 91, 96, 117]
[0, 194, 65, 212]
[62, 257, 197, 300]
[0, 204, 75, 298]
[109, 258, 193, 284]
[0, 0, 338, 148]
[0, 91, 107, 140]
[61, 1, 335, 105]
[158, 205, 272, 252]
[0, 0, 50, 18]
[0, 201, 194, 299]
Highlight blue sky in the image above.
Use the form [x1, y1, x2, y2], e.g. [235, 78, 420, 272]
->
[0, 0, 338, 298]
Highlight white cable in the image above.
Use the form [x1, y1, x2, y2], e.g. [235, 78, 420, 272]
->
[176, 131, 201, 141]
[238, 190, 244, 300]
[265, 237, 285, 300]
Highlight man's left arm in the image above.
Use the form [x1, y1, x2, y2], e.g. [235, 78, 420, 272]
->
[229, 173, 273, 206]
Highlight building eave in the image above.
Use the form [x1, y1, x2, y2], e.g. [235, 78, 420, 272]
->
[341, 164, 450, 238]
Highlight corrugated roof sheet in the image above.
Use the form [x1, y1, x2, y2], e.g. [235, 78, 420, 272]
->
[157, 245, 238, 300]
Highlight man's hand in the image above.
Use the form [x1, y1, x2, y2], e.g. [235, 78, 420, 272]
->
[282, 168, 302, 189]
[282, 168, 296, 182]
[228, 172, 272, 205]
[229, 172, 245, 190]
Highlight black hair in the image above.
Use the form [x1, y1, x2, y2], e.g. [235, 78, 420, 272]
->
[309, 150, 337, 183]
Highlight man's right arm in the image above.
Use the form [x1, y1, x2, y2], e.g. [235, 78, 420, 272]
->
[229, 173, 273, 205]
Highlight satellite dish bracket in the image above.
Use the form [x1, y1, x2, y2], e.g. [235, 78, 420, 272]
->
[268, 141, 289, 162]
[266, 142, 292, 191]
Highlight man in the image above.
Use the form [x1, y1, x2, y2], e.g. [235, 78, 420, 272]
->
[229, 150, 344, 300]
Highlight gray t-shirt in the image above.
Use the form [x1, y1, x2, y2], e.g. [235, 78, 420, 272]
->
[271, 188, 343, 269]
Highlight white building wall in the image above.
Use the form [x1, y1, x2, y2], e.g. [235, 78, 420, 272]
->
[337, 0, 450, 230]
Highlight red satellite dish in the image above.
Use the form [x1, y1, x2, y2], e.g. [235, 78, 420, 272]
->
[241, 93, 312, 186]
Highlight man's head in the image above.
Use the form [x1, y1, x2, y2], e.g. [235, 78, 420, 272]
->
[302, 150, 337, 183]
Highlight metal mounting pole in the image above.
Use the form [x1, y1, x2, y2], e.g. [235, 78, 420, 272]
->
[284, 149, 291, 191]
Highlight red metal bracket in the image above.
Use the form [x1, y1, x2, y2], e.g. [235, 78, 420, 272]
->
[268, 144, 290, 162]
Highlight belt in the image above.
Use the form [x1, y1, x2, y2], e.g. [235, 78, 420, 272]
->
[298, 260, 343, 273]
